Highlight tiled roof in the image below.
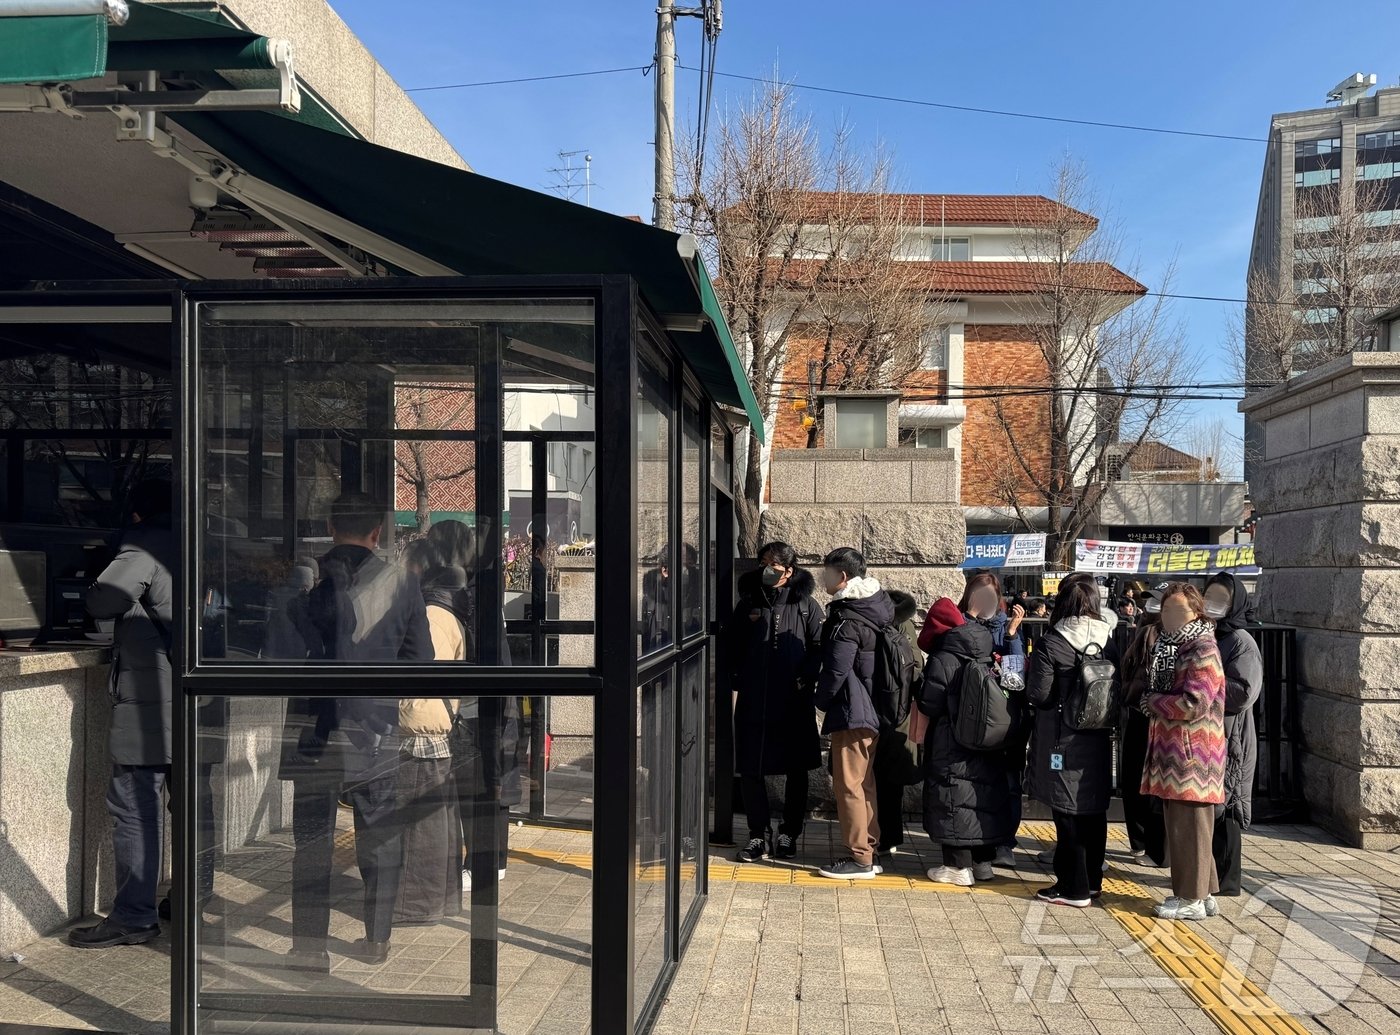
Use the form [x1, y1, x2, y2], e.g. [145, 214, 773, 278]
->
[761, 192, 1098, 228]
[1122, 441, 1201, 470]
[769, 259, 1145, 297]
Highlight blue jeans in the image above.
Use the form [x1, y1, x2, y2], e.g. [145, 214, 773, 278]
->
[108, 764, 168, 928]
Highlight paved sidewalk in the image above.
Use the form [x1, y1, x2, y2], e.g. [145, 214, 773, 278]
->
[1, 817, 1397, 1034]
[655, 821, 1400, 1035]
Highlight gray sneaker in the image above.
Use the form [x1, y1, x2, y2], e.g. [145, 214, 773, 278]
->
[818, 857, 877, 880]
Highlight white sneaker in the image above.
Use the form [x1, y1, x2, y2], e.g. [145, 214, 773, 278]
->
[461, 868, 472, 891]
[1204, 895, 1219, 917]
[994, 846, 1016, 868]
[498, 868, 507, 882]
[972, 862, 995, 882]
[1102, 860, 1110, 873]
[1153, 896, 1208, 921]
[926, 865, 974, 888]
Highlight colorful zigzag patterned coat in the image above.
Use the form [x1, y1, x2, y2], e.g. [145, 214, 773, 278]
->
[1140, 633, 1227, 804]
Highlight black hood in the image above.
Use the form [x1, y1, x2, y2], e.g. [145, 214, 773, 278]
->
[738, 565, 815, 601]
[888, 589, 918, 625]
[933, 621, 994, 661]
[1207, 571, 1251, 633]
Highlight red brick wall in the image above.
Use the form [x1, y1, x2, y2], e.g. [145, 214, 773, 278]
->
[960, 325, 1050, 508]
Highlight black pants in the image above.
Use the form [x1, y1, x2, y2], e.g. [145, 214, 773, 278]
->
[874, 766, 906, 851]
[1052, 810, 1107, 900]
[291, 767, 402, 947]
[739, 771, 809, 838]
[1213, 813, 1242, 896]
[943, 844, 997, 869]
[1121, 712, 1166, 863]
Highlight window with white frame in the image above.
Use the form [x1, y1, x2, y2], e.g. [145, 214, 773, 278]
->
[931, 236, 971, 261]
[921, 325, 949, 369]
[898, 426, 946, 449]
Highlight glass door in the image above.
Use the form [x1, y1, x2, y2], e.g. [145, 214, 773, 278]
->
[178, 288, 599, 1035]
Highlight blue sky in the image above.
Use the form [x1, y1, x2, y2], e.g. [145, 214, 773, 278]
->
[333, 1, 1400, 472]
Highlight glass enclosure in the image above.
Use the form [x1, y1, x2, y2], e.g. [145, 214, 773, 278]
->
[0, 278, 730, 1035]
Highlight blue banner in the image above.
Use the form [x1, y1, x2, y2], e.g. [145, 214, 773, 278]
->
[963, 534, 1047, 569]
[1074, 539, 1259, 575]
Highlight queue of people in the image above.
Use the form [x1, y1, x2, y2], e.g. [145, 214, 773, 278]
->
[68, 489, 527, 970]
[727, 544, 1263, 921]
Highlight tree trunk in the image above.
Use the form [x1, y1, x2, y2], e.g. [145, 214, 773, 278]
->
[737, 431, 764, 557]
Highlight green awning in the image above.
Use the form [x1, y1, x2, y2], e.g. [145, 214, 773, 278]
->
[172, 109, 764, 440]
[0, 14, 107, 84]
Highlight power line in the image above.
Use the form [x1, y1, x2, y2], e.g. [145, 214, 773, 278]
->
[405, 65, 649, 93]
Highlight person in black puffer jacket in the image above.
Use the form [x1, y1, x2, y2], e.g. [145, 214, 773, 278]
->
[872, 589, 926, 859]
[726, 542, 824, 862]
[919, 598, 1019, 887]
[1203, 572, 1262, 896]
[1027, 573, 1119, 908]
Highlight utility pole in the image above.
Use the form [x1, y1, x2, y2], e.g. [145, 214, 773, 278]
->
[653, 0, 677, 230]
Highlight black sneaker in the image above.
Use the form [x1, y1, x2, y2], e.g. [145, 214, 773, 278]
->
[158, 896, 171, 922]
[1034, 885, 1090, 908]
[774, 834, 797, 859]
[817, 857, 877, 880]
[68, 917, 160, 949]
[736, 835, 768, 863]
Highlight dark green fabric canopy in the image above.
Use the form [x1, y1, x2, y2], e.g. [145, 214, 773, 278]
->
[174, 109, 763, 437]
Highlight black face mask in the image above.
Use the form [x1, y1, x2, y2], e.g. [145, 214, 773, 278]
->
[760, 567, 785, 588]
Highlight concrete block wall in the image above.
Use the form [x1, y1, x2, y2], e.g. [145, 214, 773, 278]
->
[1241, 352, 1400, 849]
[756, 447, 966, 821]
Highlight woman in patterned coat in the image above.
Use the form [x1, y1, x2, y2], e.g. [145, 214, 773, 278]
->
[1140, 581, 1226, 921]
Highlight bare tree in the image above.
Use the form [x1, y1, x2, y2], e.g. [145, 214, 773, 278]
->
[1179, 417, 1238, 483]
[1239, 176, 1400, 386]
[970, 159, 1198, 566]
[393, 381, 476, 533]
[678, 82, 944, 552]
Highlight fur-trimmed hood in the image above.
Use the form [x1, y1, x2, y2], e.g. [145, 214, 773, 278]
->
[738, 564, 815, 601]
[888, 589, 919, 626]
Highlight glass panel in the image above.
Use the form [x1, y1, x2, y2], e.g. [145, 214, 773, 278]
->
[635, 670, 674, 1021]
[194, 692, 593, 1032]
[18, 438, 172, 527]
[833, 398, 886, 449]
[679, 649, 705, 912]
[710, 416, 731, 494]
[680, 395, 704, 641]
[196, 298, 593, 664]
[637, 341, 673, 657]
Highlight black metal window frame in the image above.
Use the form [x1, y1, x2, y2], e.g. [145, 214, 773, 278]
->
[142, 273, 727, 1035]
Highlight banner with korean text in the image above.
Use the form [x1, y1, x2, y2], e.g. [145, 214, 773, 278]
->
[1074, 539, 1259, 576]
[963, 534, 1047, 569]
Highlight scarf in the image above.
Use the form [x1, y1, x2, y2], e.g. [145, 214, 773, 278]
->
[1149, 618, 1213, 694]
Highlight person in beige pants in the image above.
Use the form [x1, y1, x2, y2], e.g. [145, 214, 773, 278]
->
[812, 547, 895, 881]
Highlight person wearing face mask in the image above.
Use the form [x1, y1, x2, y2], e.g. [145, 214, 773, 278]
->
[727, 542, 825, 862]
[1202, 572, 1262, 897]
[927, 572, 1027, 868]
[813, 546, 896, 880]
[1119, 605, 1166, 864]
[1026, 573, 1119, 908]
[1140, 582, 1227, 921]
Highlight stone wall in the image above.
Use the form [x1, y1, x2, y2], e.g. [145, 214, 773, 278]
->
[756, 446, 967, 820]
[1240, 352, 1400, 849]
[761, 447, 967, 603]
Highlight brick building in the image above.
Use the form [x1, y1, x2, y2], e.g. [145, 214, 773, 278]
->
[760, 193, 1144, 531]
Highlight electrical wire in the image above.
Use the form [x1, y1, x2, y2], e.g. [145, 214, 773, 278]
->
[678, 65, 1399, 153]
[404, 66, 650, 93]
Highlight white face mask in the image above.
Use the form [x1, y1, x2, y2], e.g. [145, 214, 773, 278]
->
[1203, 600, 1229, 620]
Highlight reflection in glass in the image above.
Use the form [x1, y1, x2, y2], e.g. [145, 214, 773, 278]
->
[195, 693, 592, 1031]
[195, 298, 594, 664]
[679, 650, 705, 911]
[680, 396, 704, 640]
[637, 342, 673, 656]
[634, 672, 674, 1021]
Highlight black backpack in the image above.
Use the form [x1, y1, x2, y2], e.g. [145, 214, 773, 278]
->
[1063, 642, 1120, 731]
[953, 655, 1015, 751]
[844, 613, 919, 731]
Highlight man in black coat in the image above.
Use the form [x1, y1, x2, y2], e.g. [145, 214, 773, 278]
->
[70, 479, 176, 948]
[277, 492, 433, 971]
[726, 542, 823, 862]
